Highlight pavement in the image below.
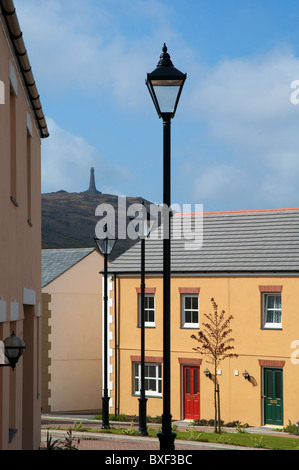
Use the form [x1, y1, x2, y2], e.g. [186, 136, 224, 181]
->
[40, 414, 299, 452]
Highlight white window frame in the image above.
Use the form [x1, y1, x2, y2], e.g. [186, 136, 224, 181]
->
[133, 362, 162, 397]
[139, 293, 155, 327]
[262, 293, 282, 329]
[182, 294, 199, 328]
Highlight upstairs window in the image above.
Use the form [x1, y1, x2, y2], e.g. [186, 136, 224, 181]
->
[136, 288, 156, 327]
[144, 294, 155, 327]
[9, 62, 18, 206]
[259, 286, 282, 329]
[182, 294, 199, 328]
[262, 293, 282, 329]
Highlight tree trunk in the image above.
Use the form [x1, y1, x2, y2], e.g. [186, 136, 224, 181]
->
[217, 383, 221, 433]
[214, 363, 217, 432]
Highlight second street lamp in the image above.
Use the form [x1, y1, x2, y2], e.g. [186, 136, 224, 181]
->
[94, 229, 117, 429]
[146, 44, 186, 451]
[130, 202, 155, 435]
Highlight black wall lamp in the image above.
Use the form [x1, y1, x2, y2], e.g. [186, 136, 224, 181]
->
[0, 332, 26, 370]
[204, 368, 211, 378]
[242, 370, 250, 380]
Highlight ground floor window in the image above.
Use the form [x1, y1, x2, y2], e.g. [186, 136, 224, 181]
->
[133, 362, 162, 397]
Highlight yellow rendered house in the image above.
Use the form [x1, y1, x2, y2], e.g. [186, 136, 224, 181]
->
[107, 208, 299, 427]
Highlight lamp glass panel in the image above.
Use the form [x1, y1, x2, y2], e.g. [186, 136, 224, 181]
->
[95, 238, 108, 255]
[152, 84, 181, 114]
[106, 238, 116, 255]
[133, 211, 154, 238]
[95, 236, 116, 255]
[140, 218, 154, 238]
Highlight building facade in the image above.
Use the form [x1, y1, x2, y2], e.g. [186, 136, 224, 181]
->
[108, 209, 299, 427]
[0, 1, 48, 449]
[42, 248, 104, 414]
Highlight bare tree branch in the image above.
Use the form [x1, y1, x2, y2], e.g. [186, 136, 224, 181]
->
[191, 298, 238, 432]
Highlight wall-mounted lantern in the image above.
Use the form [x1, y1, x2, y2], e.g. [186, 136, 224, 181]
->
[0, 332, 26, 370]
[204, 368, 211, 378]
[242, 370, 250, 380]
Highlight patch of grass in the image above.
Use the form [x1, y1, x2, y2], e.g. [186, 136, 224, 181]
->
[283, 420, 299, 435]
[45, 420, 299, 450]
[97, 414, 128, 422]
[94, 413, 139, 422]
[103, 427, 299, 449]
[173, 430, 299, 450]
[123, 422, 139, 436]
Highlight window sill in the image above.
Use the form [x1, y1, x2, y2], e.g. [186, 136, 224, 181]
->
[133, 393, 162, 399]
[181, 325, 199, 329]
[261, 326, 282, 330]
[137, 325, 155, 328]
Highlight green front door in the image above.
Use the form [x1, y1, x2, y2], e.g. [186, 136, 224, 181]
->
[263, 368, 283, 426]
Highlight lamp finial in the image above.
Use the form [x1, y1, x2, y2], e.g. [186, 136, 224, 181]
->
[157, 43, 173, 67]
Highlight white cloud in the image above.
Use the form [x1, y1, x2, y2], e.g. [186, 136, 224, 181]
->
[185, 48, 299, 208]
[41, 118, 131, 194]
[14, 0, 183, 109]
[41, 118, 96, 192]
[15, 0, 299, 209]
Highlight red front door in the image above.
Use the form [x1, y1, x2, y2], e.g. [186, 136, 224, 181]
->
[183, 366, 200, 420]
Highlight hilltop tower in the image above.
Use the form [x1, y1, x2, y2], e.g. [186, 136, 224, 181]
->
[86, 167, 101, 194]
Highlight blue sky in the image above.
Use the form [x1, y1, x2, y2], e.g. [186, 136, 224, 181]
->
[14, 0, 299, 211]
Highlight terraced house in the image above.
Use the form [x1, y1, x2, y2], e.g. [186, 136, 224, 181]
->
[0, 1, 48, 449]
[107, 208, 299, 428]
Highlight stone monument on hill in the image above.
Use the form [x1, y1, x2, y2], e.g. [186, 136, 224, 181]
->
[86, 167, 101, 194]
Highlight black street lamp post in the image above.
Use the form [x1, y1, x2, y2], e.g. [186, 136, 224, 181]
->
[146, 44, 186, 451]
[139, 232, 147, 435]
[130, 203, 154, 435]
[94, 230, 117, 429]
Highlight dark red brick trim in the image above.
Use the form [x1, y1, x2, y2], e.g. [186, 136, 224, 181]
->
[258, 285, 283, 292]
[178, 287, 200, 294]
[135, 287, 156, 294]
[178, 357, 202, 365]
[131, 355, 162, 363]
[258, 359, 285, 367]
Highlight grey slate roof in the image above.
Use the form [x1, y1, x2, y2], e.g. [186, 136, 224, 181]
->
[42, 248, 95, 287]
[108, 208, 299, 274]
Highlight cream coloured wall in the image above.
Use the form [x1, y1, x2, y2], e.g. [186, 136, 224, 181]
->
[42, 250, 104, 413]
[110, 274, 299, 427]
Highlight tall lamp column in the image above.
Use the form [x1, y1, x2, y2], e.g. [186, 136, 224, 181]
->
[146, 44, 186, 451]
[130, 203, 154, 435]
[94, 230, 117, 429]
[139, 234, 147, 435]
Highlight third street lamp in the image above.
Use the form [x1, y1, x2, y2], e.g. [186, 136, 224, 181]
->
[94, 228, 117, 429]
